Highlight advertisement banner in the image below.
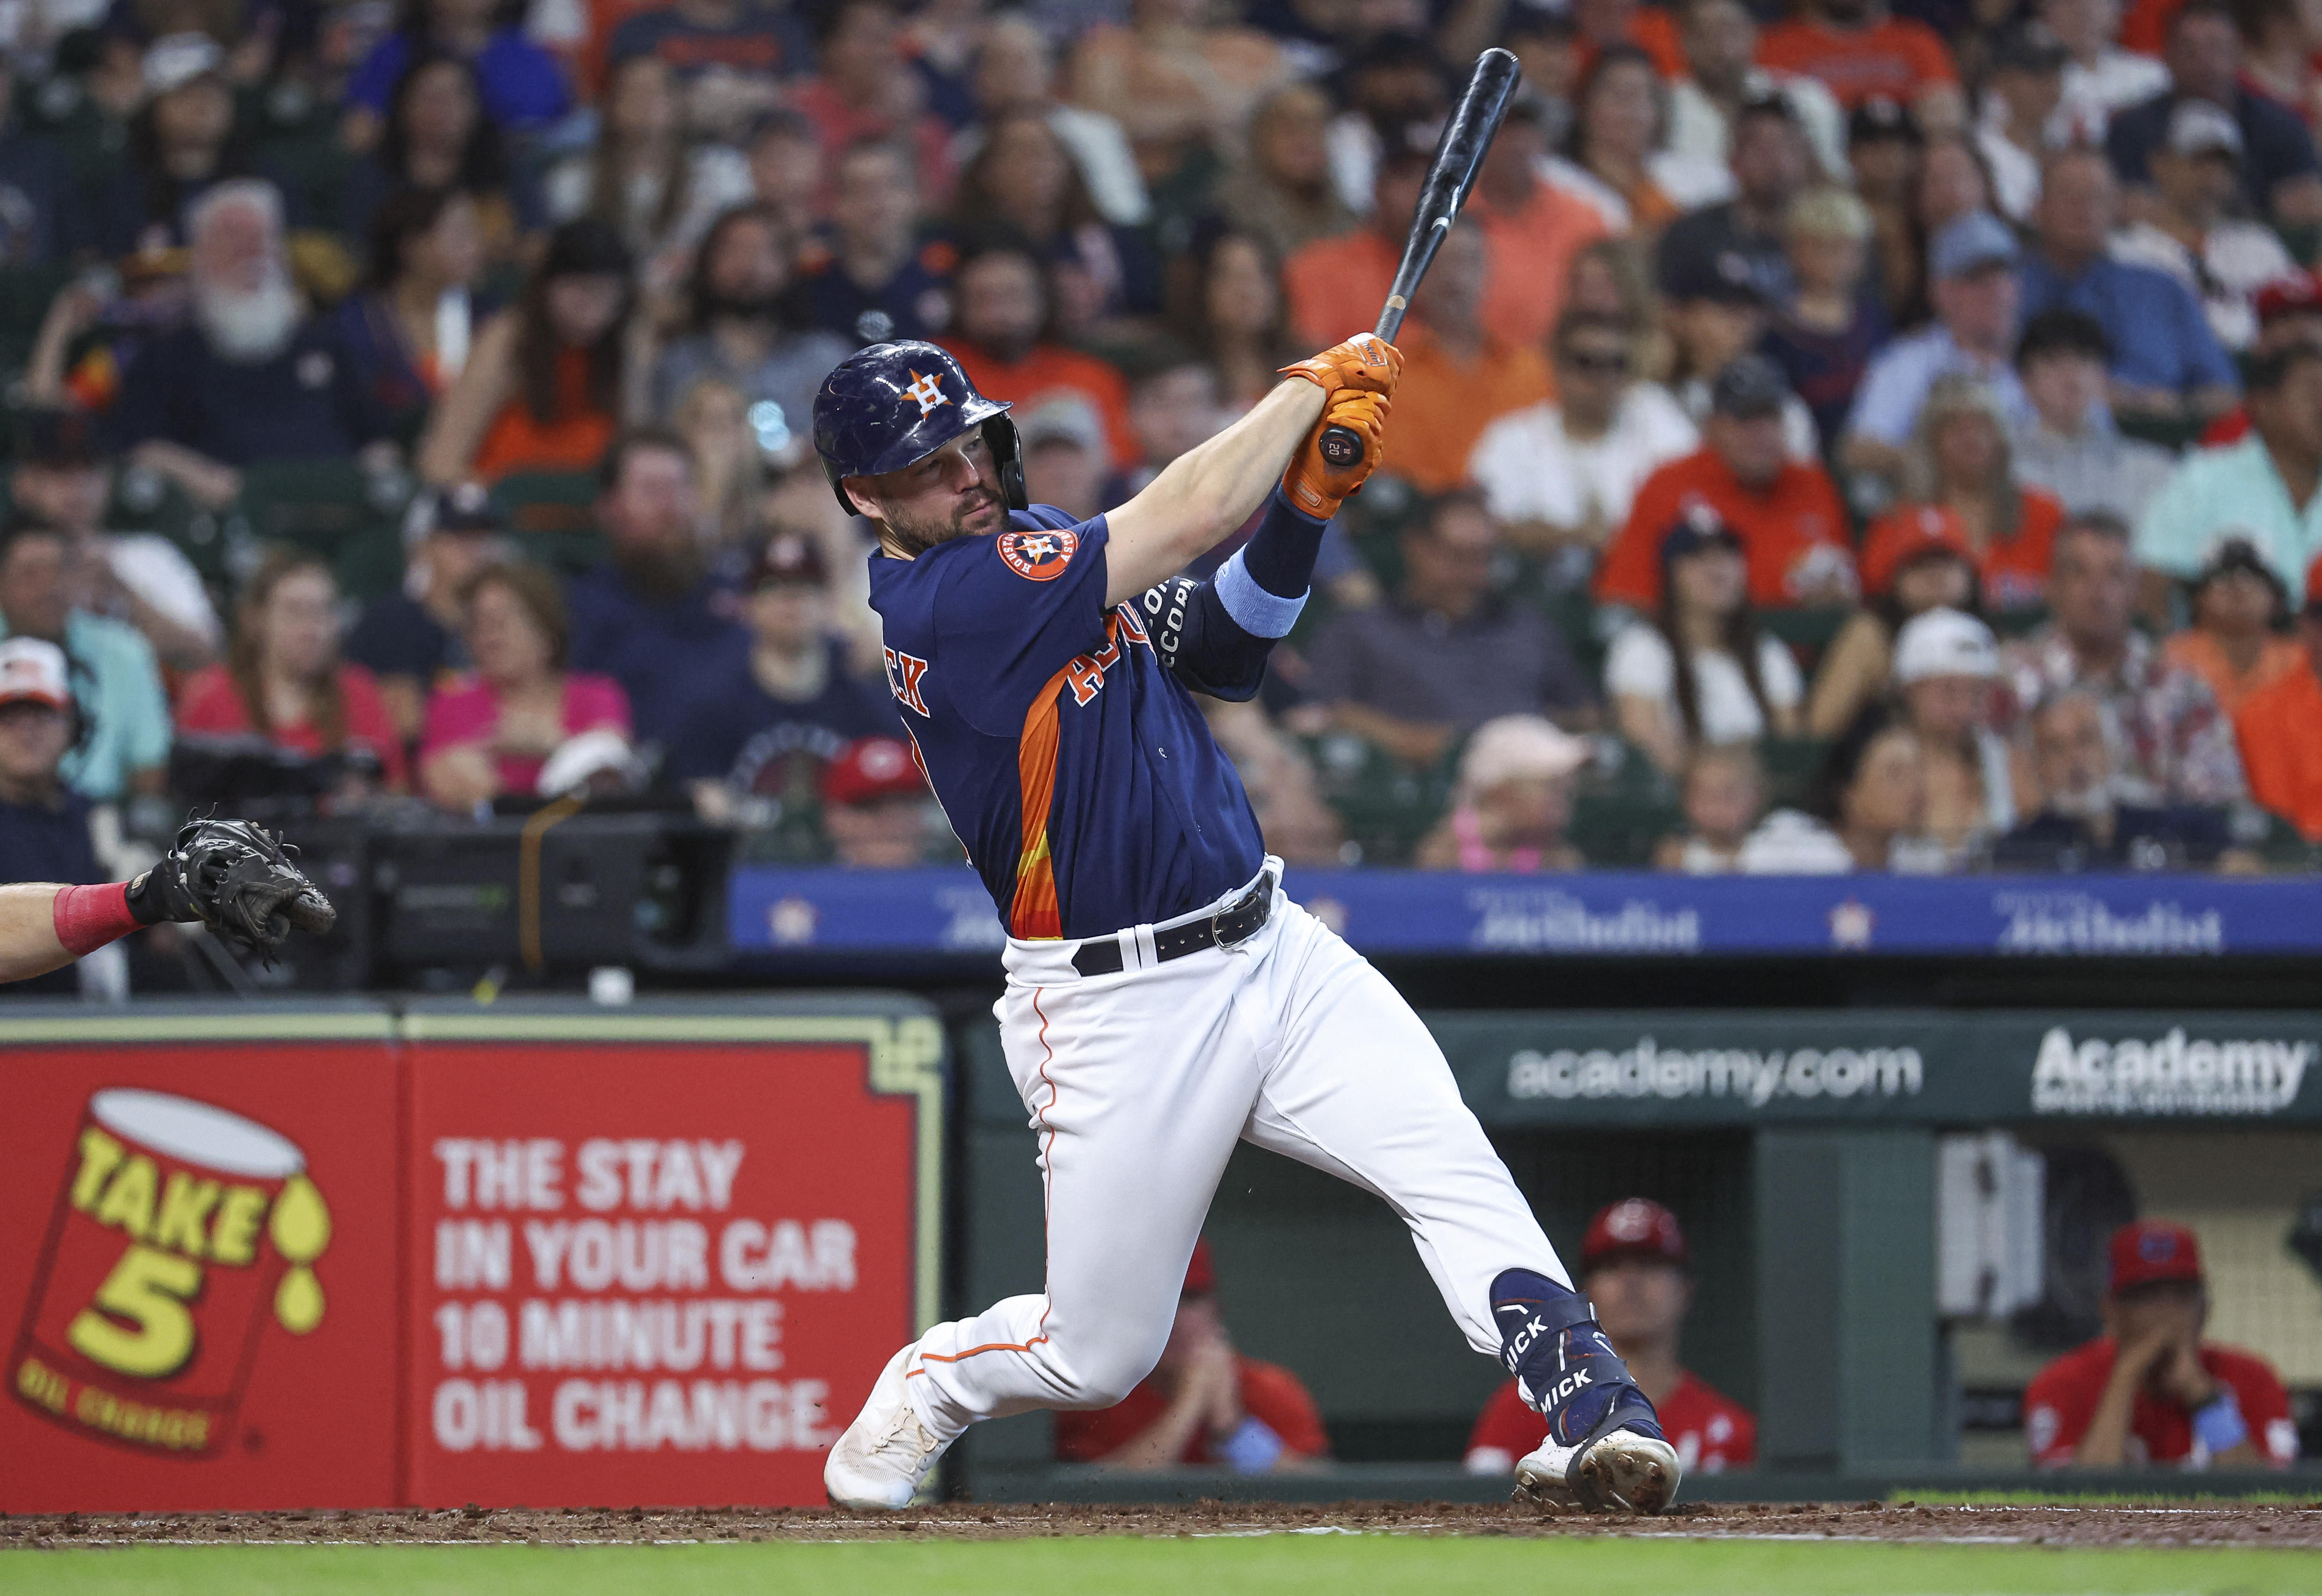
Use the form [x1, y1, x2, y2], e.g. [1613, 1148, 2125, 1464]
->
[1432, 1011, 2322, 1128]
[728, 868, 2322, 958]
[399, 1006, 944, 1509]
[0, 1011, 400, 1512]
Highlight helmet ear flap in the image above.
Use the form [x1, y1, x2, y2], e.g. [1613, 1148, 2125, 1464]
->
[984, 415, 1028, 511]
[823, 458, 863, 517]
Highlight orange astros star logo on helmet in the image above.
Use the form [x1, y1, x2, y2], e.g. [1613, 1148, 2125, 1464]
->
[904, 369, 950, 417]
[997, 527, 1078, 581]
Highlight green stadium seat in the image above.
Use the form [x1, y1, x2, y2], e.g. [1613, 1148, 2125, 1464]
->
[333, 524, 408, 603]
[1566, 738, 1681, 868]
[489, 470, 608, 576]
[108, 466, 234, 584]
[1759, 606, 1852, 662]
[0, 261, 75, 380]
[1304, 730, 1455, 866]
[2114, 412, 2204, 452]
[1757, 735, 1832, 811]
[1988, 603, 2048, 639]
[236, 459, 402, 561]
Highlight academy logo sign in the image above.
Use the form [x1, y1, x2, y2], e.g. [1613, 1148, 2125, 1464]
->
[2030, 1025, 2314, 1116]
[1507, 1036, 1923, 1106]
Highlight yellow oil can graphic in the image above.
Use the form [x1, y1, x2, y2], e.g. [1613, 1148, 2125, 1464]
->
[11, 1089, 331, 1456]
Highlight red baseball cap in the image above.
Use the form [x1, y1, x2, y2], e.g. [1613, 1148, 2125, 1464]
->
[2109, 1219, 2203, 1294]
[1182, 1237, 1216, 1297]
[820, 736, 924, 808]
[2255, 269, 2322, 326]
[1861, 504, 1978, 597]
[1581, 1198, 1689, 1271]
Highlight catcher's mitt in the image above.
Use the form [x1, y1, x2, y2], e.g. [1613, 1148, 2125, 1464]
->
[126, 817, 338, 954]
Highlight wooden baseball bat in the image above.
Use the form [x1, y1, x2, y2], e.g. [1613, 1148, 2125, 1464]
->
[1317, 47, 1524, 470]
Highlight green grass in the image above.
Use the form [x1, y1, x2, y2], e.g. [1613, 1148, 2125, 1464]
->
[6, 1537, 2322, 1596]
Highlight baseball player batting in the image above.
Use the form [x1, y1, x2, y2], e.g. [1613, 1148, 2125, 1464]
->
[809, 333, 1681, 1516]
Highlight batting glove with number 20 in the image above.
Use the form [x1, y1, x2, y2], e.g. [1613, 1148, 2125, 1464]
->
[1283, 390, 1390, 519]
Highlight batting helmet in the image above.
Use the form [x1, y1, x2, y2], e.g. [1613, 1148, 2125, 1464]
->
[812, 341, 1027, 517]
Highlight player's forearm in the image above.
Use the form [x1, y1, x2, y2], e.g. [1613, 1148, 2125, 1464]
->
[0, 884, 73, 980]
[1104, 380, 1325, 605]
[0, 882, 134, 982]
[2071, 1374, 2142, 1467]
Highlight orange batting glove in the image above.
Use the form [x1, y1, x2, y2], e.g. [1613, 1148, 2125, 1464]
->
[1278, 332, 1402, 398]
[1282, 390, 1389, 519]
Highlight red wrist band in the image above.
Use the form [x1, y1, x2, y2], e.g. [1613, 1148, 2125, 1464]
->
[53, 882, 141, 957]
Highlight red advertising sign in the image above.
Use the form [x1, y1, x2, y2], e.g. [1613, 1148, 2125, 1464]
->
[401, 1010, 942, 1508]
[0, 1017, 401, 1512]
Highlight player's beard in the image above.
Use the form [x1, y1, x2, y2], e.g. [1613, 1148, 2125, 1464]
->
[881, 485, 1004, 557]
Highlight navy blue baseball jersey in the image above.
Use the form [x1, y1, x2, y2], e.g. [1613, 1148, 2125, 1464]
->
[867, 505, 1265, 940]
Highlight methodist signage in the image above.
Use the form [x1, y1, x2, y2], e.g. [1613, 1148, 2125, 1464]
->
[0, 1000, 944, 1513]
[728, 868, 2322, 958]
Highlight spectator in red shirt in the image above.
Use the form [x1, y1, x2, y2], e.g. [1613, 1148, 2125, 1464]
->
[790, 0, 956, 203]
[176, 549, 409, 796]
[1758, 0, 1963, 133]
[941, 240, 1137, 471]
[1598, 355, 1857, 611]
[1466, 1199, 1755, 1477]
[2233, 550, 2322, 839]
[1053, 1239, 1328, 1472]
[2024, 1220, 2298, 1470]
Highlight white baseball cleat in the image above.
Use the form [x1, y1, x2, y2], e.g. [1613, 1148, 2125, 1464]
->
[1513, 1426, 1683, 1514]
[824, 1344, 951, 1510]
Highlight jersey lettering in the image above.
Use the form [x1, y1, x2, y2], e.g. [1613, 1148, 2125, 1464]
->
[1062, 630, 1125, 707]
[883, 646, 931, 716]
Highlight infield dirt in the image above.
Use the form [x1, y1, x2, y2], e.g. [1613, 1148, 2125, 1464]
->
[8, 1499, 2322, 1551]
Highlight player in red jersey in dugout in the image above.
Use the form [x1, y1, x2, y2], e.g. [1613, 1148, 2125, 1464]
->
[1465, 1199, 1756, 1477]
[2025, 1220, 2298, 1470]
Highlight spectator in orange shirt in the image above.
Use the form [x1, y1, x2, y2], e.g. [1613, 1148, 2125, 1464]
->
[1466, 99, 1615, 351]
[1599, 355, 1857, 610]
[1861, 374, 2067, 614]
[1571, 0, 1691, 80]
[2233, 550, 2322, 839]
[2165, 538, 2304, 717]
[1283, 126, 1428, 347]
[1758, 0, 1964, 134]
[941, 240, 1137, 470]
[1053, 1238, 1328, 1472]
[1377, 218, 1553, 495]
[418, 219, 637, 487]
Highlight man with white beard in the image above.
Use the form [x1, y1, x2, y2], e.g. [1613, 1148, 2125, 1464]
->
[1991, 685, 2250, 869]
[103, 180, 393, 509]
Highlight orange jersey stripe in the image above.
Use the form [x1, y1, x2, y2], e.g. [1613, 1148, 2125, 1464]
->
[1009, 668, 1072, 939]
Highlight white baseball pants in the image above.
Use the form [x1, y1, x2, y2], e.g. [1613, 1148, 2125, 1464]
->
[903, 860, 1571, 1440]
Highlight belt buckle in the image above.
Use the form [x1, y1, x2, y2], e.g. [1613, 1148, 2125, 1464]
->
[1212, 872, 1274, 952]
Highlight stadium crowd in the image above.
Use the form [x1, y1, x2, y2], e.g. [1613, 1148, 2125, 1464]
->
[2, 0, 2322, 883]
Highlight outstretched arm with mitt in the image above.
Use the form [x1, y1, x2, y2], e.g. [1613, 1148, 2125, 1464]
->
[3, 816, 337, 982]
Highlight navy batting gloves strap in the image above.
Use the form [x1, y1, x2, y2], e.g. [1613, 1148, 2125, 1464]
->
[1490, 1269, 1668, 1450]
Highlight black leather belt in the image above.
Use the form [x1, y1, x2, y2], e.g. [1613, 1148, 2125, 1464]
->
[1070, 873, 1276, 977]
